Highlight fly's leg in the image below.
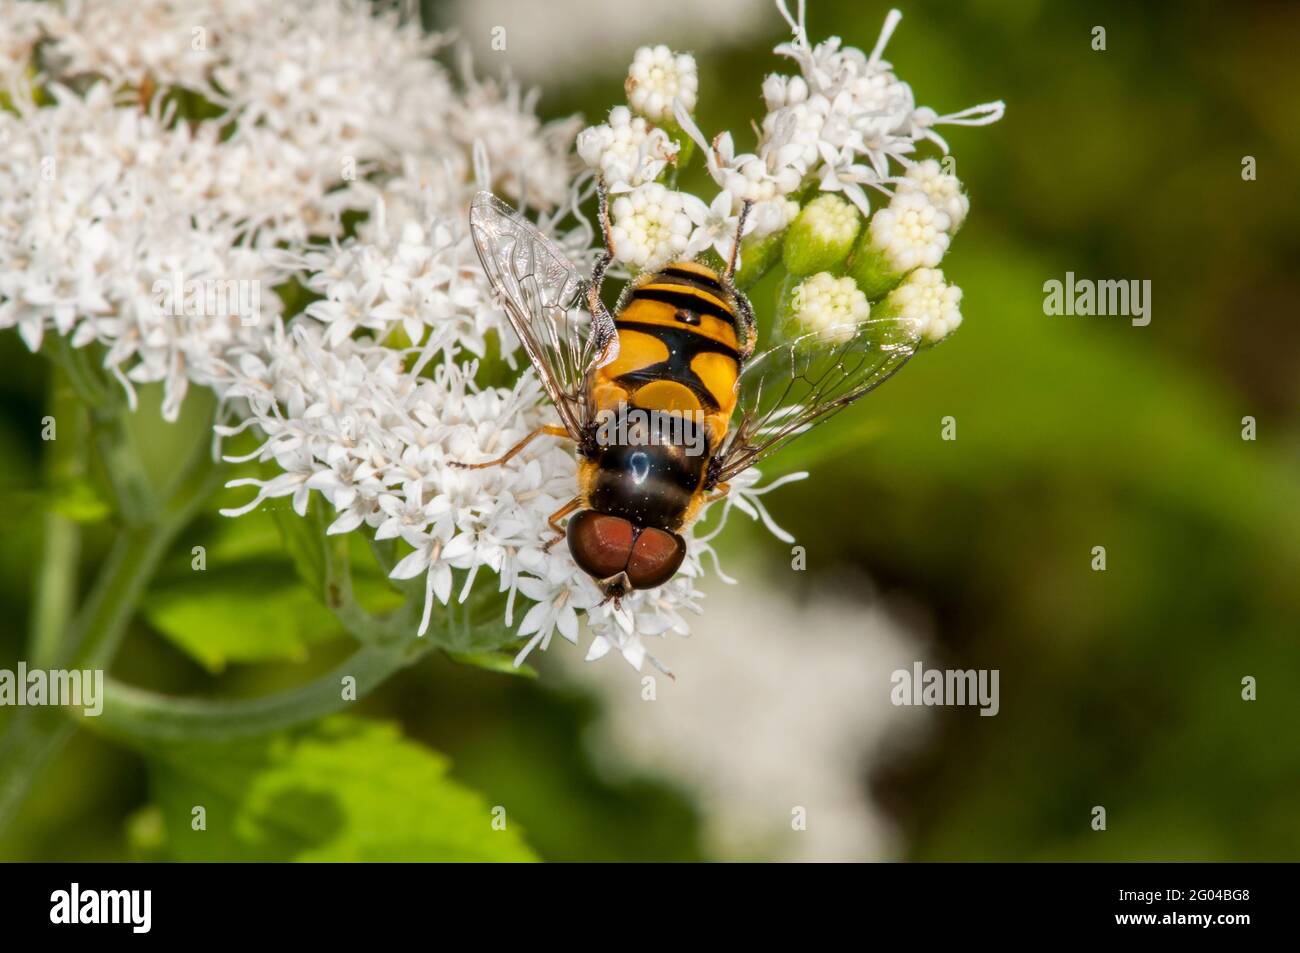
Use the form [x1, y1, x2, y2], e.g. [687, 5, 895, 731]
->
[722, 272, 757, 360]
[543, 497, 582, 552]
[587, 182, 616, 322]
[722, 200, 757, 359]
[706, 481, 731, 504]
[449, 425, 571, 470]
[584, 181, 619, 366]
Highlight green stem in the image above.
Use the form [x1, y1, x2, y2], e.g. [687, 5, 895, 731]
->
[90, 408, 156, 528]
[29, 367, 88, 668]
[46, 337, 156, 526]
[87, 532, 432, 744]
[0, 423, 222, 835]
[90, 640, 433, 743]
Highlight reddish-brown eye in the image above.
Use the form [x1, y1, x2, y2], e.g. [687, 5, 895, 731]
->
[625, 527, 686, 590]
[567, 510, 635, 581]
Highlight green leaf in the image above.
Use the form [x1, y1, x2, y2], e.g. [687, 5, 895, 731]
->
[143, 716, 537, 861]
[142, 562, 344, 672]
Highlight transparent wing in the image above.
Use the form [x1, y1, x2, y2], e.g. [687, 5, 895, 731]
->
[469, 190, 617, 437]
[714, 315, 921, 483]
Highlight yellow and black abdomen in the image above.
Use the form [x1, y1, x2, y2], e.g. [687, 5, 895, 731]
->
[593, 262, 741, 440]
[583, 262, 742, 532]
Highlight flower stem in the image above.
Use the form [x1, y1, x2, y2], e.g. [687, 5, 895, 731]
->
[28, 366, 87, 668]
[87, 535, 433, 745]
[90, 640, 432, 744]
[0, 410, 223, 835]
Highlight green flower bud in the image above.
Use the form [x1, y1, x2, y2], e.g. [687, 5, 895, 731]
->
[846, 233, 902, 301]
[781, 194, 862, 277]
[732, 226, 787, 290]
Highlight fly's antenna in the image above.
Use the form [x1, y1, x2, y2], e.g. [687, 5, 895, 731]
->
[726, 200, 753, 281]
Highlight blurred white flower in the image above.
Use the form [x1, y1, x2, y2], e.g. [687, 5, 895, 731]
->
[0, 0, 59, 93]
[451, 64, 582, 211]
[447, 0, 768, 82]
[625, 45, 698, 122]
[558, 574, 928, 861]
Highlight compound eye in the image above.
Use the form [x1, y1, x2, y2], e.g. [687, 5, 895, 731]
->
[625, 527, 686, 590]
[567, 510, 634, 581]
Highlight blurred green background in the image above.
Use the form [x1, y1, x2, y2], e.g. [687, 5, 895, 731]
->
[2, 0, 1298, 861]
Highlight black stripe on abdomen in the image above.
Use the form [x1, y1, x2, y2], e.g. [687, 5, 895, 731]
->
[630, 287, 735, 325]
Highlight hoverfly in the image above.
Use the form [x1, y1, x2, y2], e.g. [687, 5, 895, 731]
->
[460, 188, 919, 604]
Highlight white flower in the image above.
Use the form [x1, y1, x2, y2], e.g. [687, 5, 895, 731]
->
[674, 105, 805, 239]
[790, 272, 870, 344]
[883, 267, 962, 344]
[0, 0, 59, 94]
[0, 84, 286, 418]
[625, 45, 699, 122]
[609, 183, 693, 271]
[766, 3, 1003, 207]
[868, 190, 951, 273]
[0, 1, 580, 421]
[451, 68, 582, 211]
[682, 191, 753, 265]
[576, 105, 678, 193]
[897, 158, 968, 232]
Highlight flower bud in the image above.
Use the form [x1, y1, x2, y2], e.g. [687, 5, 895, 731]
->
[781, 194, 862, 277]
[897, 159, 969, 234]
[873, 267, 964, 346]
[732, 226, 787, 290]
[626, 46, 698, 123]
[777, 271, 870, 345]
[849, 190, 950, 300]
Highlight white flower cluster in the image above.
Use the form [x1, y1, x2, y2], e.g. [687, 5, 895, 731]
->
[868, 191, 951, 273]
[789, 273, 870, 344]
[760, 3, 1002, 216]
[625, 44, 699, 123]
[880, 268, 963, 345]
[0, 0, 578, 419]
[0, 83, 287, 417]
[220, 309, 796, 670]
[577, 106, 678, 194]
[575, 3, 1002, 278]
[898, 158, 969, 232]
